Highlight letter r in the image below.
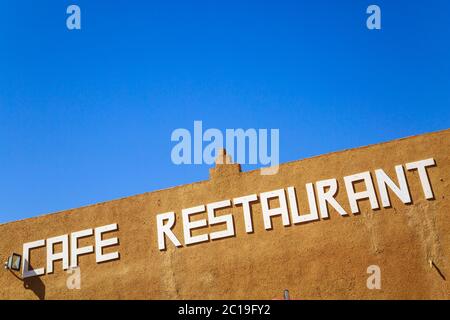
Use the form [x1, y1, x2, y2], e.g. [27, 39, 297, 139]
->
[157, 212, 182, 250]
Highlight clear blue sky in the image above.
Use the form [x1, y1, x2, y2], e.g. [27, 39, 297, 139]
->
[0, 0, 449, 224]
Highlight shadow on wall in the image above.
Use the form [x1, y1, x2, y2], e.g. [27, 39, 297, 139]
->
[24, 274, 46, 300]
[9, 265, 46, 300]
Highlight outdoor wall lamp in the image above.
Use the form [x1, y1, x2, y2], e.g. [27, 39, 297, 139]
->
[4, 253, 21, 271]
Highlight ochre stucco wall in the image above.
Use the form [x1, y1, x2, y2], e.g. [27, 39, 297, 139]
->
[0, 129, 449, 300]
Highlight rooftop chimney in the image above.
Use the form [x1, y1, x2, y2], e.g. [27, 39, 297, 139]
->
[209, 149, 241, 180]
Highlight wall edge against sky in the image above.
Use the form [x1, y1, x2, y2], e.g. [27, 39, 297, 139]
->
[1, 127, 448, 228]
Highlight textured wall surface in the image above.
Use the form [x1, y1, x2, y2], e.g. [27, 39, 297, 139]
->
[0, 129, 449, 300]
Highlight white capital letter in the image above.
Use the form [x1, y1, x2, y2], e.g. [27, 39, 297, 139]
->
[260, 189, 290, 230]
[344, 172, 379, 214]
[47, 235, 69, 274]
[316, 178, 348, 218]
[70, 229, 94, 268]
[95, 224, 119, 263]
[207, 200, 235, 240]
[233, 194, 258, 233]
[182, 205, 209, 245]
[375, 165, 412, 207]
[287, 184, 319, 224]
[157, 212, 182, 250]
[406, 158, 436, 199]
[22, 239, 46, 278]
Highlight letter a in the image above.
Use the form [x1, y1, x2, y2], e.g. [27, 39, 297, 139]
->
[66, 267, 81, 290]
[66, 5, 81, 30]
[366, 265, 381, 289]
[366, 5, 381, 30]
